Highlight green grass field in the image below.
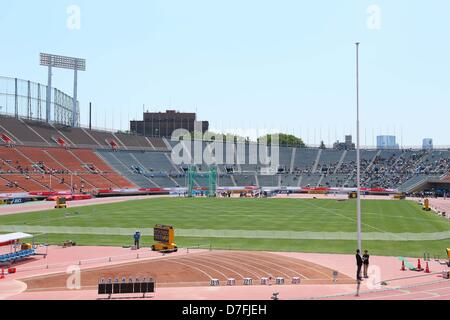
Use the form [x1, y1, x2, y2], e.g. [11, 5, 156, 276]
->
[0, 198, 449, 257]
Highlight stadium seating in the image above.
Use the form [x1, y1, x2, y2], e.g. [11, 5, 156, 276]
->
[94, 144, 450, 191]
[0, 174, 48, 193]
[1, 117, 449, 193]
[0, 249, 35, 263]
[0, 145, 135, 192]
[0, 117, 45, 144]
[0, 116, 169, 151]
[54, 126, 98, 146]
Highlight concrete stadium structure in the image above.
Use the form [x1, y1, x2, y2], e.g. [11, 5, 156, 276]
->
[1, 116, 449, 196]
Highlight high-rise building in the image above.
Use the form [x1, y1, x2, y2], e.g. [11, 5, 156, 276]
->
[422, 138, 433, 150]
[130, 110, 209, 138]
[377, 136, 399, 150]
[333, 135, 356, 150]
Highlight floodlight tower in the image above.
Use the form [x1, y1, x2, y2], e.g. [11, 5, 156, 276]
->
[40, 53, 86, 127]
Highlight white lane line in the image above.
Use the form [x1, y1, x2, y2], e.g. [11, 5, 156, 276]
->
[225, 252, 307, 280]
[207, 254, 274, 279]
[268, 253, 334, 280]
[176, 258, 230, 280]
[182, 256, 246, 280]
[199, 255, 264, 280]
[164, 260, 214, 281]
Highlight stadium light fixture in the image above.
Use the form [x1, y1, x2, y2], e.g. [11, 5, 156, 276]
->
[40, 53, 86, 127]
[355, 42, 362, 252]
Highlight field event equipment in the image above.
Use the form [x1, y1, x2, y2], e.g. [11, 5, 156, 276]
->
[398, 257, 418, 271]
[98, 277, 155, 299]
[188, 166, 217, 197]
[151, 225, 178, 252]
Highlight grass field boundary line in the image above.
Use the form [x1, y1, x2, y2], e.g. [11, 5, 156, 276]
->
[1, 226, 449, 241]
[13, 249, 175, 274]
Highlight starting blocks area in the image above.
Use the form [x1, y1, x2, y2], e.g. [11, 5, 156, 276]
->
[0, 246, 448, 300]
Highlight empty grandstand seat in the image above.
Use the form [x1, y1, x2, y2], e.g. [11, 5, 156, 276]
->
[0, 116, 46, 144]
[88, 131, 117, 148]
[22, 120, 64, 146]
[148, 138, 168, 150]
[55, 126, 99, 147]
[71, 149, 113, 172]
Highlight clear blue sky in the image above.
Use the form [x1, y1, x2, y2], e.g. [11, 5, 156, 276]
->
[0, 0, 448, 147]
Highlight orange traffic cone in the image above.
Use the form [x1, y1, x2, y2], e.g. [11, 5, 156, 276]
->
[401, 261, 406, 271]
[425, 262, 431, 273]
[417, 259, 422, 270]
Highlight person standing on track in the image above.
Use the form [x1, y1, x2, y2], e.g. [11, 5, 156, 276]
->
[134, 231, 141, 250]
[363, 250, 370, 279]
[356, 249, 363, 281]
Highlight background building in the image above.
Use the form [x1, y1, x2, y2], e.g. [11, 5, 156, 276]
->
[377, 135, 399, 150]
[422, 138, 433, 150]
[130, 110, 209, 138]
[333, 135, 356, 150]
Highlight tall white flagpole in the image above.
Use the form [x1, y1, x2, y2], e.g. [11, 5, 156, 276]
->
[356, 42, 362, 252]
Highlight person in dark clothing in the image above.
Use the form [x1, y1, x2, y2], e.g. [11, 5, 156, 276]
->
[356, 249, 363, 281]
[363, 250, 370, 279]
[134, 231, 141, 249]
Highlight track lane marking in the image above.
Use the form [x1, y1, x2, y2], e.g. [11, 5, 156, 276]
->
[267, 253, 334, 280]
[174, 258, 229, 280]
[205, 254, 274, 279]
[180, 256, 246, 280]
[161, 260, 214, 281]
[223, 252, 308, 280]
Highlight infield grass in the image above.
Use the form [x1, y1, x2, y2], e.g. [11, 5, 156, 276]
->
[0, 198, 449, 257]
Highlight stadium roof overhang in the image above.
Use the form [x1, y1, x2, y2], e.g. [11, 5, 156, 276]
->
[0, 232, 33, 245]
